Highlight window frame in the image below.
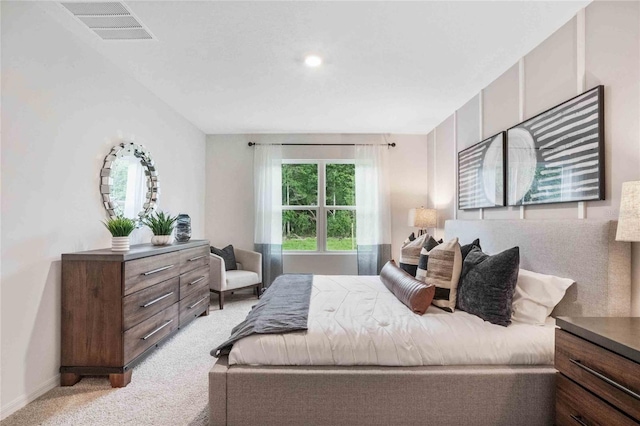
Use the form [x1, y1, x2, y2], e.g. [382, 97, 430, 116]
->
[282, 159, 356, 254]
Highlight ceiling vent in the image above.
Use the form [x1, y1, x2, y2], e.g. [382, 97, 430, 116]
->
[60, 2, 154, 40]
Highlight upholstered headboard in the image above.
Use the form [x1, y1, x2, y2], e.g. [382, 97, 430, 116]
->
[445, 220, 631, 317]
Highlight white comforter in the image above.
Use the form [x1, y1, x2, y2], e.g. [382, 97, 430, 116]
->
[229, 275, 555, 366]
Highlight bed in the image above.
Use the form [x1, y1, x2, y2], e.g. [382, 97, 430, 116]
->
[209, 219, 631, 426]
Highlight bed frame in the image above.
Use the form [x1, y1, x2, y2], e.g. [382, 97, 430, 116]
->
[209, 220, 631, 425]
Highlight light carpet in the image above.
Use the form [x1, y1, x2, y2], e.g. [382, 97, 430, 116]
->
[2, 293, 256, 426]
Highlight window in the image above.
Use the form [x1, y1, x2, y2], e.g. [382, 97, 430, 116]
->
[282, 161, 356, 252]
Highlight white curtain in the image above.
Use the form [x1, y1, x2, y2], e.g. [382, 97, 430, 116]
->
[254, 144, 283, 286]
[355, 144, 392, 275]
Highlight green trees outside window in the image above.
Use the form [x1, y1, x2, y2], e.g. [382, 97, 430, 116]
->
[282, 162, 355, 252]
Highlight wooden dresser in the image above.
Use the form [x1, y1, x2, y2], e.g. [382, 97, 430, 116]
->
[61, 240, 210, 387]
[555, 317, 640, 426]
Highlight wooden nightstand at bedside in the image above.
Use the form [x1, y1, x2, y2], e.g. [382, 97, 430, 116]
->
[555, 317, 640, 426]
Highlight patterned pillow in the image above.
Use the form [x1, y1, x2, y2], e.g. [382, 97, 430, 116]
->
[415, 236, 442, 280]
[399, 233, 427, 276]
[380, 261, 435, 315]
[417, 238, 463, 312]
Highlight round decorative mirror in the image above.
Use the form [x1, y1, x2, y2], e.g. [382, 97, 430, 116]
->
[100, 142, 158, 224]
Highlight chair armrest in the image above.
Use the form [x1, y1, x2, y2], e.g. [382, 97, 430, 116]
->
[210, 253, 227, 291]
[234, 248, 262, 284]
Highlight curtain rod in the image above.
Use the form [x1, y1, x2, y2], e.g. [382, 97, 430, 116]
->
[247, 142, 396, 147]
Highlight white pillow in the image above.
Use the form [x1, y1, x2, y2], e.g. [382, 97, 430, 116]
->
[511, 269, 574, 325]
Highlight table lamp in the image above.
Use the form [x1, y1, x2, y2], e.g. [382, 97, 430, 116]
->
[616, 181, 640, 242]
[408, 207, 437, 237]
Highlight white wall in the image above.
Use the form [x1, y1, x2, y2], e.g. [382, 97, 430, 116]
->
[1, 2, 206, 418]
[427, 1, 640, 315]
[205, 134, 428, 274]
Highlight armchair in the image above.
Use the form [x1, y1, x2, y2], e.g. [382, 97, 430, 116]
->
[210, 248, 262, 309]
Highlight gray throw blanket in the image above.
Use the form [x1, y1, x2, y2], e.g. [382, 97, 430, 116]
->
[211, 274, 313, 357]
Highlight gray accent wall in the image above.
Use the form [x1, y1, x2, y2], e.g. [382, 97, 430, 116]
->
[457, 95, 481, 151]
[525, 17, 578, 121]
[426, 1, 640, 315]
[434, 116, 456, 230]
[483, 64, 519, 139]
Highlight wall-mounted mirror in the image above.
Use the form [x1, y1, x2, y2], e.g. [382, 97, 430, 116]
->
[100, 142, 158, 224]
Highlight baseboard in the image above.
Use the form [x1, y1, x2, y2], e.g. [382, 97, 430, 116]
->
[0, 374, 60, 420]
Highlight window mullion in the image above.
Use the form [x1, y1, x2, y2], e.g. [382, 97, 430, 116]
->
[282, 205, 317, 211]
[318, 161, 326, 253]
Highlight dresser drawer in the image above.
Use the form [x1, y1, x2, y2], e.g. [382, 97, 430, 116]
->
[124, 303, 179, 364]
[124, 251, 181, 295]
[556, 373, 637, 426]
[556, 329, 640, 421]
[180, 266, 209, 300]
[180, 246, 210, 274]
[123, 277, 180, 330]
[179, 290, 209, 326]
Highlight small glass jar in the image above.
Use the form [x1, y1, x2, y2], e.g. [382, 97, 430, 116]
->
[175, 213, 191, 243]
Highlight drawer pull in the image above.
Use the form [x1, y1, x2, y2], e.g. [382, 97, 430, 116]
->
[188, 255, 206, 262]
[142, 264, 175, 276]
[570, 414, 588, 426]
[570, 358, 640, 401]
[189, 276, 206, 286]
[141, 319, 173, 340]
[141, 291, 174, 308]
[188, 296, 209, 310]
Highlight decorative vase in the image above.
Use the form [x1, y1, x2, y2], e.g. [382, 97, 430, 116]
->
[151, 235, 173, 246]
[175, 214, 191, 243]
[112, 236, 130, 252]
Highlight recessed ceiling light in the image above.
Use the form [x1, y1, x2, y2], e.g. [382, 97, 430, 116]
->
[304, 55, 322, 67]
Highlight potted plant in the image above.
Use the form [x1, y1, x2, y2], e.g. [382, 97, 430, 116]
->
[103, 216, 136, 252]
[142, 210, 178, 246]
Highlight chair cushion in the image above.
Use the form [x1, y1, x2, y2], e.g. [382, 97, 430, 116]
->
[225, 270, 260, 290]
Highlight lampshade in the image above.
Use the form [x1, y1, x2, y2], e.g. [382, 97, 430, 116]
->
[408, 208, 437, 229]
[616, 181, 640, 242]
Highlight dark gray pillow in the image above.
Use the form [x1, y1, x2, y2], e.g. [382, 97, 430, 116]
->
[456, 246, 520, 326]
[211, 245, 237, 271]
[461, 238, 481, 261]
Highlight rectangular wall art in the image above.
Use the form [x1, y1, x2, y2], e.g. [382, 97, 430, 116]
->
[458, 132, 506, 210]
[507, 85, 604, 206]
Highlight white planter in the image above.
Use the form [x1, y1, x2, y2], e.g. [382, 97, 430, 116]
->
[151, 235, 173, 246]
[111, 236, 130, 252]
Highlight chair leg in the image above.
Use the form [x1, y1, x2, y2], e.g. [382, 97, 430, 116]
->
[219, 292, 225, 310]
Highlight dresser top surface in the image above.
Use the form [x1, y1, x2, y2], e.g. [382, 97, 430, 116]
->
[62, 240, 209, 262]
[557, 317, 640, 363]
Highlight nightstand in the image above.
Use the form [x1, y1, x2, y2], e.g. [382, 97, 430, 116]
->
[555, 317, 640, 426]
